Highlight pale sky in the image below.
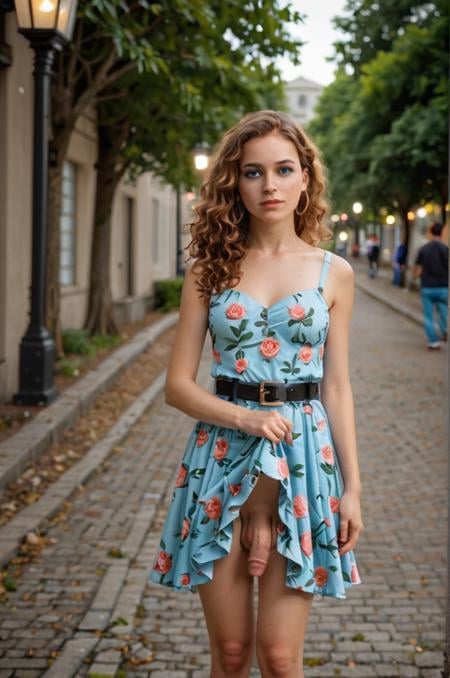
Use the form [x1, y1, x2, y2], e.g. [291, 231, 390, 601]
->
[278, 0, 349, 85]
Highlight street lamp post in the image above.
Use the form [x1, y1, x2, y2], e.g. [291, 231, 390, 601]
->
[351, 201, 363, 257]
[13, 0, 78, 406]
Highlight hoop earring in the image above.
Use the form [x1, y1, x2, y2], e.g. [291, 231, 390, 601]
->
[295, 191, 310, 216]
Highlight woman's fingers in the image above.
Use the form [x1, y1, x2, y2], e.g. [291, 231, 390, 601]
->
[262, 412, 293, 445]
[338, 520, 362, 556]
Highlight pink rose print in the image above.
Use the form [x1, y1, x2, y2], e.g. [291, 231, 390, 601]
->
[196, 429, 209, 446]
[277, 457, 289, 479]
[293, 495, 309, 518]
[181, 517, 190, 541]
[154, 550, 172, 574]
[321, 444, 334, 464]
[276, 521, 286, 535]
[288, 304, 306, 320]
[212, 348, 222, 363]
[259, 337, 280, 359]
[329, 496, 340, 513]
[319, 344, 325, 359]
[203, 496, 222, 520]
[226, 303, 246, 320]
[180, 573, 190, 586]
[213, 438, 229, 461]
[316, 419, 326, 431]
[298, 343, 313, 363]
[351, 564, 361, 583]
[175, 465, 188, 487]
[323, 516, 332, 527]
[314, 566, 328, 587]
[235, 357, 248, 373]
[303, 404, 313, 415]
[229, 483, 242, 496]
[300, 530, 313, 556]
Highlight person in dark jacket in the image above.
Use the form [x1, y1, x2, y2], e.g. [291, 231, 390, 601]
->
[412, 222, 448, 350]
[367, 234, 380, 278]
[392, 241, 408, 286]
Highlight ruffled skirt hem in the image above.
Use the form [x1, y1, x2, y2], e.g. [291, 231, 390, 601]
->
[149, 427, 361, 600]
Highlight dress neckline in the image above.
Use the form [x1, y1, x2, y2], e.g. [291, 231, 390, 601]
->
[213, 286, 330, 313]
[211, 250, 332, 312]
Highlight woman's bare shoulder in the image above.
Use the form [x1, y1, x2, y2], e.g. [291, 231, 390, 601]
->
[328, 251, 354, 282]
[326, 252, 354, 310]
[181, 261, 209, 310]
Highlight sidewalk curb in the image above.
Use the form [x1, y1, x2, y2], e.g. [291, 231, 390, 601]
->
[354, 277, 423, 327]
[0, 369, 167, 569]
[0, 312, 178, 493]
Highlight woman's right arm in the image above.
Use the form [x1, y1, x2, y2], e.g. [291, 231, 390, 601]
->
[164, 264, 293, 445]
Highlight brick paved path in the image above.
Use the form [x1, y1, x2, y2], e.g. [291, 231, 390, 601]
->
[0, 287, 446, 678]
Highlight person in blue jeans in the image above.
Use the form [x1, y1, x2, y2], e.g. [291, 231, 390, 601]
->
[412, 222, 448, 350]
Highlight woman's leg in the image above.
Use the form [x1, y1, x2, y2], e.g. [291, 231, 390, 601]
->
[197, 515, 255, 677]
[256, 549, 314, 678]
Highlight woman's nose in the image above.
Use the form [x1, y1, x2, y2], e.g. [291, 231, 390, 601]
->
[262, 172, 277, 193]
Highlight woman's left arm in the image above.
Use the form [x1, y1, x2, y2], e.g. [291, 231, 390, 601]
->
[320, 254, 364, 557]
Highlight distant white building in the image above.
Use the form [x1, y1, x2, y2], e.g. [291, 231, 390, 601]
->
[284, 75, 324, 126]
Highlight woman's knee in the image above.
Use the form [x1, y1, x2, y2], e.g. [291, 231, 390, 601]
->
[256, 640, 300, 677]
[215, 639, 253, 674]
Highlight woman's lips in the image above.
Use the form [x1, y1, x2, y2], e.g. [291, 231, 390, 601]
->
[260, 200, 283, 207]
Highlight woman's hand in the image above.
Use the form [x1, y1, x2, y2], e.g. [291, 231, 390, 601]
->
[337, 490, 364, 556]
[237, 407, 293, 445]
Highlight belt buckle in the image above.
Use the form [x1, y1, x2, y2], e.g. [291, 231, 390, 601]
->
[259, 381, 284, 406]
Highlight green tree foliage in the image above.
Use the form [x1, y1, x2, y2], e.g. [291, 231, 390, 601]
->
[47, 1, 304, 339]
[309, 3, 448, 246]
[332, 0, 446, 73]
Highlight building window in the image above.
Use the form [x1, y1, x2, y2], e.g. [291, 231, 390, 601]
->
[152, 198, 160, 263]
[59, 161, 76, 286]
[298, 94, 307, 108]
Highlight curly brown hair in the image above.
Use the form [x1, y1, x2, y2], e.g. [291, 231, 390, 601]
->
[185, 110, 332, 304]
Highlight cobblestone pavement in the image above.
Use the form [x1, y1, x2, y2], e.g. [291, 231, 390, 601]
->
[0, 285, 447, 678]
[352, 259, 423, 316]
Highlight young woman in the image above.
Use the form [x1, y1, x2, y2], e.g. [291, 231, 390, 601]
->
[150, 110, 363, 677]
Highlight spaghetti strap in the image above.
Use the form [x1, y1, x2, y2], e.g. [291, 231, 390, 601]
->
[318, 250, 332, 292]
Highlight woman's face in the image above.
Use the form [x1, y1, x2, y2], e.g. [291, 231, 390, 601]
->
[237, 131, 308, 224]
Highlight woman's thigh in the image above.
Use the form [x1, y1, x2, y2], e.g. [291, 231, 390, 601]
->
[197, 515, 255, 651]
[256, 547, 314, 672]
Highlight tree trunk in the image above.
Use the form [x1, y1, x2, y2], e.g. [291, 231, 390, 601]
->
[400, 206, 411, 252]
[45, 126, 73, 357]
[400, 205, 411, 289]
[84, 118, 130, 335]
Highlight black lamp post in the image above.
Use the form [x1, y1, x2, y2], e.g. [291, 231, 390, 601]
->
[13, 0, 77, 406]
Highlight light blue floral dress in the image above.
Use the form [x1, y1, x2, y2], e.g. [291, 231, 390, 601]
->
[149, 250, 361, 599]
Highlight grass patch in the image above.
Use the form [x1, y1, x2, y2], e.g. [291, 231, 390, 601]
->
[153, 277, 184, 311]
[352, 632, 366, 641]
[304, 656, 328, 667]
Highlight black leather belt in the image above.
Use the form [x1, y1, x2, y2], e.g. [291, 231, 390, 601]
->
[215, 378, 320, 406]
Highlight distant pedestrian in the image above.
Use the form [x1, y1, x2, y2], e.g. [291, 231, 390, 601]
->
[413, 222, 448, 350]
[366, 234, 380, 278]
[392, 242, 408, 286]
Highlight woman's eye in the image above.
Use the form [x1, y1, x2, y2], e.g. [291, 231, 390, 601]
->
[243, 169, 261, 178]
[279, 166, 293, 175]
